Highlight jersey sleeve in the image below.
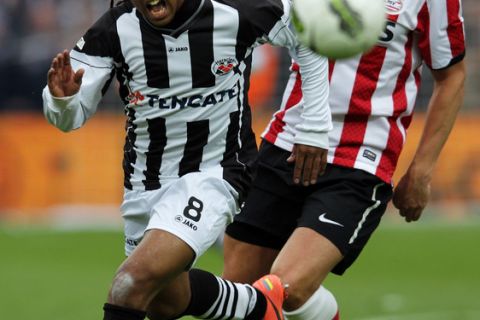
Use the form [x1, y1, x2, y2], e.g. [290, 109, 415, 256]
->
[258, 0, 332, 149]
[417, 0, 465, 70]
[291, 48, 331, 149]
[43, 10, 118, 132]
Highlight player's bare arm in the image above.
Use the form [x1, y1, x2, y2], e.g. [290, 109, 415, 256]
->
[393, 60, 466, 222]
[47, 50, 85, 98]
[287, 144, 327, 186]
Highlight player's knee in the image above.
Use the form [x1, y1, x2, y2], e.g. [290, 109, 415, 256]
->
[110, 270, 138, 304]
[110, 265, 163, 304]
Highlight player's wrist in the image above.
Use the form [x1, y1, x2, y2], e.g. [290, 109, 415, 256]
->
[406, 162, 433, 183]
[44, 87, 79, 112]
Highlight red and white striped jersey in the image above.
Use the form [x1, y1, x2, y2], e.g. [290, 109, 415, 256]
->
[263, 0, 465, 183]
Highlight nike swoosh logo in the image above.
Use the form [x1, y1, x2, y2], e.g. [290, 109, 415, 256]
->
[319, 213, 344, 227]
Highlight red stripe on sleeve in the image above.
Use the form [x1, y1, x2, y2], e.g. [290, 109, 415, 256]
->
[416, 4, 432, 68]
[263, 70, 303, 144]
[328, 59, 335, 83]
[446, 0, 465, 57]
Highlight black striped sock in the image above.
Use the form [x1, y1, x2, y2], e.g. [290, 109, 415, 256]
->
[184, 268, 266, 319]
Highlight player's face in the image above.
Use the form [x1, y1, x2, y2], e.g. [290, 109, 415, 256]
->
[132, 0, 185, 27]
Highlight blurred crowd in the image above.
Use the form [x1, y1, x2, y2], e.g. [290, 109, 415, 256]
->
[0, 0, 479, 112]
[0, 0, 109, 111]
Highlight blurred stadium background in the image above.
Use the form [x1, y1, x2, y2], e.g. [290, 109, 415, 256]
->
[0, 1, 479, 319]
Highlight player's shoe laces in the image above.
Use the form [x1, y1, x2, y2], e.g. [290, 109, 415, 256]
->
[253, 274, 286, 320]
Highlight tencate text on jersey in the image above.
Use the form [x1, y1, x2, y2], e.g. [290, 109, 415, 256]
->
[141, 86, 239, 110]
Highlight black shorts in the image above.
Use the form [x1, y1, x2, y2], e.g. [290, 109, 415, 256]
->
[226, 141, 393, 275]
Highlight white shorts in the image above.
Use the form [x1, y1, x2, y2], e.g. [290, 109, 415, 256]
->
[120, 171, 239, 264]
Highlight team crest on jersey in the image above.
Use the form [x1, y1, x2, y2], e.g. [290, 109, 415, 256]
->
[211, 57, 238, 76]
[385, 0, 404, 15]
[127, 90, 145, 106]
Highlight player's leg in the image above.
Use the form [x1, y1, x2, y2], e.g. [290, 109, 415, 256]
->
[272, 166, 393, 319]
[125, 172, 285, 320]
[270, 227, 341, 319]
[180, 268, 282, 320]
[223, 232, 279, 284]
[146, 271, 192, 319]
[146, 268, 272, 320]
[223, 142, 304, 284]
[164, 172, 287, 320]
[144, 261, 284, 320]
[104, 229, 195, 319]
[105, 172, 238, 319]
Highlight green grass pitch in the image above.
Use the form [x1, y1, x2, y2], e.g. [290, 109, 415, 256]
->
[1, 220, 479, 320]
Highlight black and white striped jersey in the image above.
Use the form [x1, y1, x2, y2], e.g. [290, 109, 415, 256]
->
[43, 0, 331, 197]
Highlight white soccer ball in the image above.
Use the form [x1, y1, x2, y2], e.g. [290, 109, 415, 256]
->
[292, 0, 387, 59]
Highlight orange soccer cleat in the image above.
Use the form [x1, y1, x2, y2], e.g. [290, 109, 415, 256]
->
[253, 274, 286, 320]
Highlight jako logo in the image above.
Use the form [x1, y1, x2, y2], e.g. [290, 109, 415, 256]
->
[168, 47, 189, 53]
[175, 215, 197, 231]
[211, 57, 238, 76]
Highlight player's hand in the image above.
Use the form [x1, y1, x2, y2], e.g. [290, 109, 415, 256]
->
[287, 144, 327, 186]
[392, 169, 431, 222]
[47, 50, 85, 98]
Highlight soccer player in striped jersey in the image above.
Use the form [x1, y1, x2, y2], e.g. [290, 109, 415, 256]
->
[224, 0, 466, 319]
[43, 0, 331, 319]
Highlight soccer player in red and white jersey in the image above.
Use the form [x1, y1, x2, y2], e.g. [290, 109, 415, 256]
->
[223, 0, 466, 319]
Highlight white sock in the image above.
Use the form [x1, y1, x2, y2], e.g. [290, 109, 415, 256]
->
[284, 286, 338, 320]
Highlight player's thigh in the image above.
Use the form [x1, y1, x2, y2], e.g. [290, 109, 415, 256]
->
[225, 141, 304, 248]
[224, 143, 304, 282]
[147, 172, 239, 266]
[297, 165, 393, 275]
[223, 233, 279, 284]
[224, 187, 297, 283]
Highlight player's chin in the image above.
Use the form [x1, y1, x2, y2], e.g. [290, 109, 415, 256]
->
[137, 0, 176, 27]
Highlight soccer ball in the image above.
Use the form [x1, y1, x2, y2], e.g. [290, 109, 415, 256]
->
[292, 0, 387, 59]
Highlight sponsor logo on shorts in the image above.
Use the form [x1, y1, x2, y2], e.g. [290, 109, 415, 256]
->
[319, 213, 344, 227]
[125, 238, 140, 246]
[174, 215, 198, 231]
